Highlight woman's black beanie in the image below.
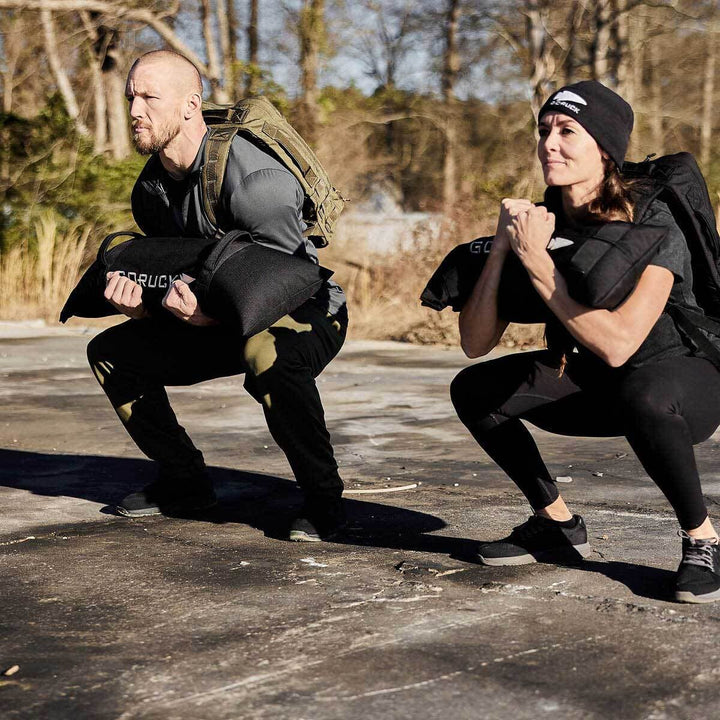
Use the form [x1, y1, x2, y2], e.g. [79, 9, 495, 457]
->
[538, 80, 634, 168]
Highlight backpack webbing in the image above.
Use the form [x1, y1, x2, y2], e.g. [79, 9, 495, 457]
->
[623, 152, 720, 365]
[201, 97, 345, 248]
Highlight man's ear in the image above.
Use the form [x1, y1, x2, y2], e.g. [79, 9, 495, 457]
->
[184, 92, 203, 120]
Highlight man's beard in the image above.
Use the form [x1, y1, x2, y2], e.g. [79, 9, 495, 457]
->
[132, 117, 182, 155]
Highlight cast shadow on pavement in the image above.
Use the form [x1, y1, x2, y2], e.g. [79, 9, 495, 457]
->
[0, 448, 675, 602]
[0, 446, 452, 543]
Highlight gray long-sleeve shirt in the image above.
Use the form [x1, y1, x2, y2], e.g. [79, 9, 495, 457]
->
[131, 132, 345, 315]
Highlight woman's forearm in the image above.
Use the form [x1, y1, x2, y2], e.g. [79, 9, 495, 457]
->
[524, 252, 673, 367]
[458, 246, 510, 358]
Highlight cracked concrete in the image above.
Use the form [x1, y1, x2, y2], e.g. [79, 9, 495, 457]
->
[2, 321, 720, 719]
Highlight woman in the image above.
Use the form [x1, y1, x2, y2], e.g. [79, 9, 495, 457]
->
[450, 80, 720, 603]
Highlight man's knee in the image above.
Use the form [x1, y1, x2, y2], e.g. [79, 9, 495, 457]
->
[86, 332, 116, 386]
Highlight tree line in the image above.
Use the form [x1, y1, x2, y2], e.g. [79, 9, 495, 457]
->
[1, 0, 719, 251]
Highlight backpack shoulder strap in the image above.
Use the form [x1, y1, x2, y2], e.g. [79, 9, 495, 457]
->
[201, 125, 240, 230]
[201, 97, 345, 248]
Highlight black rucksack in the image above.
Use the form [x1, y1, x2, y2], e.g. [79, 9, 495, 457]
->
[622, 152, 720, 363]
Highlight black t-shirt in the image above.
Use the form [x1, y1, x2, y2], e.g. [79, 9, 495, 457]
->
[550, 199, 703, 373]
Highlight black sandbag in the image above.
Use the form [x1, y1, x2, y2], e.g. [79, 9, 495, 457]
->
[193, 230, 333, 336]
[59, 232, 217, 322]
[420, 236, 553, 324]
[420, 221, 669, 322]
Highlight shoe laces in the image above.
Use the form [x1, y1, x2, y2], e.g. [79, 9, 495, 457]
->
[510, 515, 549, 541]
[678, 530, 719, 571]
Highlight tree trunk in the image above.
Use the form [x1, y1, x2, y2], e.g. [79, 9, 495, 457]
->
[611, 0, 631, 99]
[79, 11, 107, 154]
[200, 0, 228, 102]
[40, 6, 89, 135]
[216, 0, 234, 100]
[442, 0, 460, 210]
[246, 0, 259, 95]
[1, 11, 23, 114]
[592, 0, 612, 83]
[526, 0, 552, 117]
[627, 8, 644, 161]
[101, 28, 130, 160]
[297, 0, 324, 146]
[700, 22, 717, 170]
[648, 39, 664, 156]
[563, 0, 585, 85]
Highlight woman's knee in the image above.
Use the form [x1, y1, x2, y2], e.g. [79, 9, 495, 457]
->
[450, 365, 478, 418]
[619, 370, 677, 422]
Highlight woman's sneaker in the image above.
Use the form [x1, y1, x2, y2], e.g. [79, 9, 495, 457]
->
[476, 514, 592, 566]
[674, 531, 720, 604]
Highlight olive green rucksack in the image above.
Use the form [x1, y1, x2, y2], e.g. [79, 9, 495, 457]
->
[201, 97, 345, 248]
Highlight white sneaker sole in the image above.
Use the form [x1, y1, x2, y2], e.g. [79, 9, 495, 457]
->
[675, 588, 720, 604]
[289, 529, 321, 542]
[478, 542, 593, 567]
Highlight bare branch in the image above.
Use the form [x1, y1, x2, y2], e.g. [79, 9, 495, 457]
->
[0, 0, 210, 77]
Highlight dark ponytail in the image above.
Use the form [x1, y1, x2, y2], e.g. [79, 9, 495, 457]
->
[586, 160, 637, 223]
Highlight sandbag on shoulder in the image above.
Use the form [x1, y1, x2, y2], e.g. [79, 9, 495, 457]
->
[193, 229, 333, 337]
[419, 237, 553, 324]
[59, 232, 217, 322]
[420, 221, 669, 322]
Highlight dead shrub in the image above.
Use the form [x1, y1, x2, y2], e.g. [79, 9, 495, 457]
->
[0, 211, 90, 321]
[325, 206, 546, 349]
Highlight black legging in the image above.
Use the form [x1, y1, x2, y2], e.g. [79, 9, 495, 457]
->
[450, 350, 720, 530]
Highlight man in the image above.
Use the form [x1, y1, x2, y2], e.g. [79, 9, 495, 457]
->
[87, 50, 348, 542]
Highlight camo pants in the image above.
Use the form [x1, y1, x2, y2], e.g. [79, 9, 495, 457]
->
[87, 300, 347, 499]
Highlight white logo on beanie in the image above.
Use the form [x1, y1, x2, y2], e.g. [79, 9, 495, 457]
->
[548, 90, 587, 115]
[552, 91, 587, 106]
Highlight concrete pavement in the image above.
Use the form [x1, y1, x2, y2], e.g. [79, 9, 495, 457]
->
[1, 321, 719, 719]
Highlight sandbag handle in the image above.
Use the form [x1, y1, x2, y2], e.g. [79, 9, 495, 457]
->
[194, 229, 252, 298]
[98, 231, 144, 264]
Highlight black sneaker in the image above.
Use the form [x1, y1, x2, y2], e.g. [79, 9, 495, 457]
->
[116, 476, 217, 518]
[674, 531, 720, 604]
[289, 496, 346, 542]
[476, 514, 592, 566]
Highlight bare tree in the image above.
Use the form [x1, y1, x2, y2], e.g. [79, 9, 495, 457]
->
[562, 0, 586, 85]
[40, 7, 89, 136]
[442, 0, 460, 208]
[591, 0, 612, 82]
[353, 0, 417, 91]
[296, 0, 325, 145]
[246, 0, 260, 95]
[700, 18, 718, 169]
[526, 0, 553, 117]
[216, 0, 236, 100]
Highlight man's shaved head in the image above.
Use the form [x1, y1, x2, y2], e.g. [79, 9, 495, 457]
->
[130, 50, 203, 97]
[126, 49, 207, 157]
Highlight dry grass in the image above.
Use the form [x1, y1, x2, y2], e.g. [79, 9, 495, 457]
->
[0, 212, 91, 321]
[326, 208, 546, 350]
[0, 208, 546, 352]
